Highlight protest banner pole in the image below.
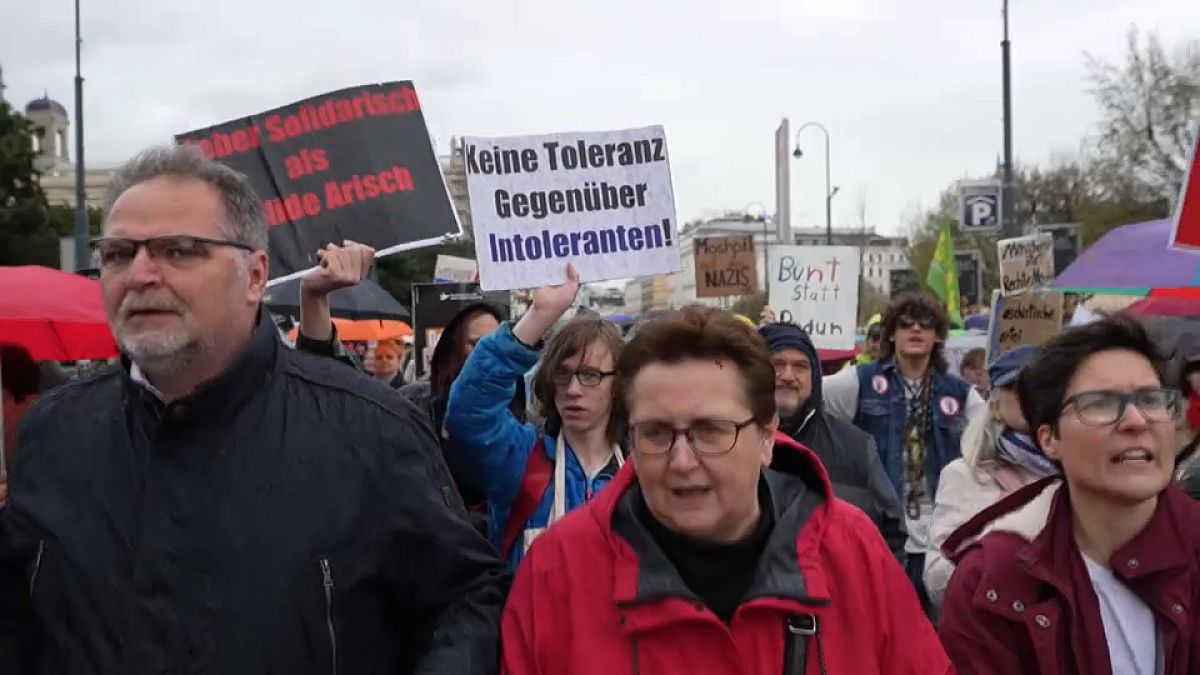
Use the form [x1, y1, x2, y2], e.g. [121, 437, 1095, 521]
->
[266, 234, 455, 288]
[984, 289, 1001, 364]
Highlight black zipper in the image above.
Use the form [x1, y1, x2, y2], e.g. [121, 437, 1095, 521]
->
[320, 558, 338, 675]
[29, 540, 45, 596]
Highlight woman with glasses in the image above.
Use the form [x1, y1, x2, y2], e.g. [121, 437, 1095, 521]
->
[500, 305, 951, 675]
[445, 265, 625, 572]
[939, 315, 1200, 675]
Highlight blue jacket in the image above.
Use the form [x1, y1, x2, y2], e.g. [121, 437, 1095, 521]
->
[853, 361, 972, 501]
[445, 323, 620, 572]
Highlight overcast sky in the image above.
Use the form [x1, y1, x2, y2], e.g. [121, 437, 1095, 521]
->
[1, 0, 1193, 236]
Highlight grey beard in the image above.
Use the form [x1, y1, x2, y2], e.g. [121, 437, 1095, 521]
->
[122, 332, 210, 378]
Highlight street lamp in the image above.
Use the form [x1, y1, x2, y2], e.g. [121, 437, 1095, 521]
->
[793, 122, 834, 245]
[73, 0, 88, 270]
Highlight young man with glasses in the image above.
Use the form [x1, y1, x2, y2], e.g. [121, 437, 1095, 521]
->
[499, 305, 951, 675]
[823, 292, 984, 614]
[445, 265, 627, 572]
[940, 315, 1200, 675]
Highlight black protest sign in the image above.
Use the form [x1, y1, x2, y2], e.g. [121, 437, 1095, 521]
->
[955, 250, 982, 308]
[176, 82, 459, 280]
[694, 235, 757, 298]
[889, 268, 919, 297]
[411, 283, 510, 378]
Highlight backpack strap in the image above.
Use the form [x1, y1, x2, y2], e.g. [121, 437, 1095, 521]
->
[782, 614, 817, 675]
[500, 437, 554, 559]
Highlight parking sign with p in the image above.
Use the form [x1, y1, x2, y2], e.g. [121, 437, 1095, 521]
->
[958, 180, 1003, 233]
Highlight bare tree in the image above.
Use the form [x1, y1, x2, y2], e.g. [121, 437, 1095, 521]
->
[1086, 27, 1200, 200]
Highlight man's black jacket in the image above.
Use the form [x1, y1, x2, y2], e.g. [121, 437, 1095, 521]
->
[773, 409, 907, 560]
[758, 322, 906, 561]
[0, 313, 508, 674]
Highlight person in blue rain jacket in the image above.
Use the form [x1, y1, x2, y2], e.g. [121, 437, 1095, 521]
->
[446, 266, 626, 571]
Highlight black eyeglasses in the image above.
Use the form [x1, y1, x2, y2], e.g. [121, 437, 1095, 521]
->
[552, 368, 615, 388]
[92, 235, 255, 269]
[628, 418, 757, 456]
[897, 314, 934, 330]
[1060, 388, 1181, 427]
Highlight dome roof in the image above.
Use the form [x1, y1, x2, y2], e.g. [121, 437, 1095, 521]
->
[26, 96, 68, 118]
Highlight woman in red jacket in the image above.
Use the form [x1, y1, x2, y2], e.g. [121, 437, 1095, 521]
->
[939, 315, 1200, 674]
[500, 306, 951, 675]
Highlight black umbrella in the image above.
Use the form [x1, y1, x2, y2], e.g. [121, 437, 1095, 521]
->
[264, 278, 410, 321]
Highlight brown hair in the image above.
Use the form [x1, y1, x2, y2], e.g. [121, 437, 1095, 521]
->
[374, 340, 402, 356]
[960, 347, 986, 373]
[878, 291, 950, 372]
[617, 305, 776, 426]
[532, 316, 625, 442]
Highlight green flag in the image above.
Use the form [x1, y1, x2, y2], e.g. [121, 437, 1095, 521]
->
[925, 220, 963, 325]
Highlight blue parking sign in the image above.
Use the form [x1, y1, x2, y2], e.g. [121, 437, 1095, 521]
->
[958, 180, 1002, 232]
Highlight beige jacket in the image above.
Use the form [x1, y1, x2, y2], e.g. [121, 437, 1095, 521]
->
[923, 458, 1037, 609]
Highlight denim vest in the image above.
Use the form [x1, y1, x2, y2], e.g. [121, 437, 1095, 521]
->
[852, 361, 972, 501]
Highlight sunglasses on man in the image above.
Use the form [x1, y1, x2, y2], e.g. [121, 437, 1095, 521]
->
[896, 314, 935, 330]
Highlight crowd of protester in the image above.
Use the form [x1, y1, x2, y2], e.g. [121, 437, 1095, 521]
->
[0, 144, 1197, 674]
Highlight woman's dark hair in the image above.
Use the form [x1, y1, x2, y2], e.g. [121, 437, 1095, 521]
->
[430, 303, 508, 428]
[532, 316, 624, 443]
[617, 305, 776, 427]
[1178, 331, 1200, 396]
[877, 291, 950, 372]
[1, 344, 40, 402]
[1017, 314, 1166, 449]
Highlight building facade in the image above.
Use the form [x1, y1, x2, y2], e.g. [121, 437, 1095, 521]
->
[439, 137, 472, 236]
[673, 214, 781, 308]
[671, 216, 911, 307]
[16, 92, 114, 209]
[858, 234, 910, 296]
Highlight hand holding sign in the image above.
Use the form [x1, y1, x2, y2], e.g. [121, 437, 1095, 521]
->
[513, 264, 580, 346]
[302, 240, 376, 296]
[298, 240, 376, 341]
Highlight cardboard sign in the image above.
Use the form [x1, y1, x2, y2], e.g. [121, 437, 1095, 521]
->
[997, 233, 1054, 296]
[1170, 124, 1200, 250]
[463, 126, 680, 290]
[987, 290, 1063, 358]
[176, 82, 460, 281]
[410, 283, 509, 378]
[767, 245, 860, 350]
[693, 235, 757, 298]
[434, 255, 479, 283]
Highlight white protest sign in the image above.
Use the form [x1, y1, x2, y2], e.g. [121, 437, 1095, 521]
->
[464, 126, 680, 291]
[997, 233, 1054, 297]
[433, 255, 478, 283]
[767, 245, 860, 350]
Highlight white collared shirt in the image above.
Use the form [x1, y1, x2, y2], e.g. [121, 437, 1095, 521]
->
[129, 362, 165, 401]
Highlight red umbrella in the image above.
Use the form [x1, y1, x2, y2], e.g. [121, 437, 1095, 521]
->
[1124, 287, 1200, 318]
[0, 265, 118, 360]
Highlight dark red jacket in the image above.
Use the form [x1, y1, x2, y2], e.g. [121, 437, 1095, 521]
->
[939, 477, 1200, 675]
[500, 434, 951, 675]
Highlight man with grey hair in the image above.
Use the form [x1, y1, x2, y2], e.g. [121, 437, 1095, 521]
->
[0, 145, 508, 674]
